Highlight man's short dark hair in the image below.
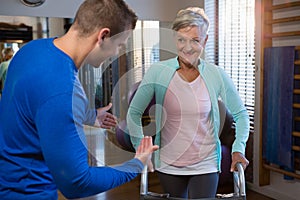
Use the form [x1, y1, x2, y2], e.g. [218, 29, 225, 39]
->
[72, 0, 138, 37]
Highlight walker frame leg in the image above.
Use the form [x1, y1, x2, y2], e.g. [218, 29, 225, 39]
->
[140, 162, 246, 200]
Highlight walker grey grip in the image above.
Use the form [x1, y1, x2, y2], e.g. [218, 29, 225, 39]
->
[233, 162, 246, 198]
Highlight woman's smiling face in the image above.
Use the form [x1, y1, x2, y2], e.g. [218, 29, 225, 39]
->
[175, 26, 207, 67]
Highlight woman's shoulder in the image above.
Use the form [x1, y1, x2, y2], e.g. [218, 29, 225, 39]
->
[201, 59, 226, 75]
[150, 57, 178, 71]
[201, 59, 219, 69]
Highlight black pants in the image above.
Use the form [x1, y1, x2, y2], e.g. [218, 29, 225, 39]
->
[157, 171, 219, 199]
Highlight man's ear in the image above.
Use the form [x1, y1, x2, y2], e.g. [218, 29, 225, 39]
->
[97, 28, 111, 44]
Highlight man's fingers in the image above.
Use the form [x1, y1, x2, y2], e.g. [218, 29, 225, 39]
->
[134, 136, 159, 165]
[98, 103, 112, 113]
[97, 110, 117, 129]
[103, 115, 117, 124]
[143, 136, 159, 152]
[145, 136, 151, 149]
[148, 161, 154, 172]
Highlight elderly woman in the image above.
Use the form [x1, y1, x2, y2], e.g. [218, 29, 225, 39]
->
[127, 7, 250, 199]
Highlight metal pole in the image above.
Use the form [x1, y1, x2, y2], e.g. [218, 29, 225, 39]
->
[233, 162, 246, 197]
[140, 165, 148, 195]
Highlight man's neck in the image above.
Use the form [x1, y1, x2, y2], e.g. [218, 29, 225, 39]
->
[53, 30, 97, 69]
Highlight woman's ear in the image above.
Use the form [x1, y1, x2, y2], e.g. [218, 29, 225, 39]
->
[203, 35, 208, 46]
[97, 28, 111, 44]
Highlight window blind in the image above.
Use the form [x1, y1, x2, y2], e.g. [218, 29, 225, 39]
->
[205, 0, 255, 131]
[132, 20, 160, 83]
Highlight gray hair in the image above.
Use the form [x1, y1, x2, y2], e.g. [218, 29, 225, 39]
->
[172, 7, 210, 36]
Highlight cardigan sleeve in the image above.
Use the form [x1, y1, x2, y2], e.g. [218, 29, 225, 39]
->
[127, 65, 157, 150]
[218, 68, 250, 155]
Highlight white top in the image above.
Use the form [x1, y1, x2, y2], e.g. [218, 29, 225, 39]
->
[157, 71, 218, 175]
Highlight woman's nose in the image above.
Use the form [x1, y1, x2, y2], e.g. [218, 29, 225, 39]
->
[183, 41, 193, 51]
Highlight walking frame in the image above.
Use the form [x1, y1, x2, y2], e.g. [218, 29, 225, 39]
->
[139, 162, 246, 200]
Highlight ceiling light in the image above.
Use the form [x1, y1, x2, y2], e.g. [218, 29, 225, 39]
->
[20, 0, 45, 7]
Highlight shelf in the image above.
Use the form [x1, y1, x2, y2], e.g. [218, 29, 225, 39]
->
[292, 145, 300, 151]
[294, 116, 300, 121]
[265, 31, 300, 38]
[294, 75, 300, 80]
[294, 89, 300, 94]
[292, 131, 300, 137]
[265, 16, 300, 25]
[263, 163, 300, 179]
[260, 0, 300, 186]
[265, 1, 300, 11]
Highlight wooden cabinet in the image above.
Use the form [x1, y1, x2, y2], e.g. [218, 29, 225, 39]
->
[260, 0, 300, 185]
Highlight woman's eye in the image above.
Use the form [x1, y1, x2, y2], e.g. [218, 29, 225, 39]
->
[178, 38, 185, 43]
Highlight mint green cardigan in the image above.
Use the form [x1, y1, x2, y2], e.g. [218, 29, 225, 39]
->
[126, 57, 250, 170]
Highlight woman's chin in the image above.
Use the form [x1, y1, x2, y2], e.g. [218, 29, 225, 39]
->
[180, 57, 198, 66]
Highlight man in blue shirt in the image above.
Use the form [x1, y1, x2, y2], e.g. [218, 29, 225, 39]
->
[0, 0, 158, 199]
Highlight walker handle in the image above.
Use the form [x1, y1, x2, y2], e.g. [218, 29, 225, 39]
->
[233, 162, 246, 197]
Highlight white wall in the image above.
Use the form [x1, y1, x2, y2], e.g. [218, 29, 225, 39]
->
[0, 0, 203, 21]
[125, 0, 203, 21]
[0, 0, 204, 42]
[0, 0, 83, 18]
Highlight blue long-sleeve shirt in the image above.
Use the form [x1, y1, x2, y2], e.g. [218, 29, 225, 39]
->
[0, 38, 143, 200]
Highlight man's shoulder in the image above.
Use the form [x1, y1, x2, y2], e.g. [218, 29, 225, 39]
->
[21, 38, 54, 51]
